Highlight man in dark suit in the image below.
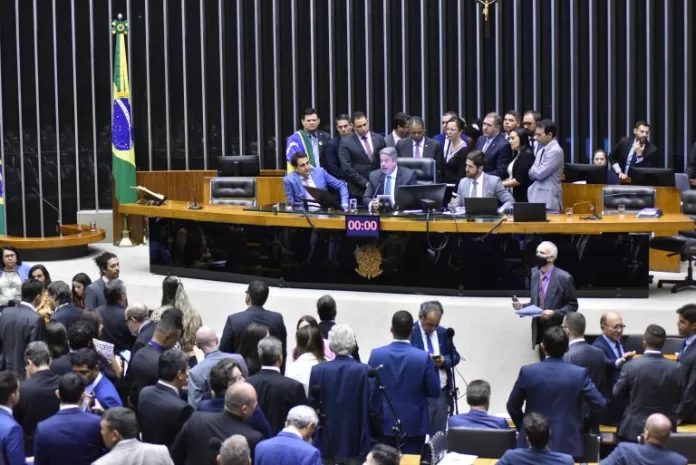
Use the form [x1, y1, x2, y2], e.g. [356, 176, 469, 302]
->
[128, 308, 183, 407]
[247, 336, 307, 435]
[47, 281, 82, 331]
[512, 241, 578, 357]
[138, 349, 193, 447]
[171, 382, 264, 465]
[124, 303, 155, 358]
[601, 413, 687, 465]
[609, 120, 661, 180]
[325, 114, 353, 179]
[285, 108, 332, 172]
[33, 372, 105, 465]
[316, 295, 360, 361]
[507, 327, 605, 458]
[474, 112, 512, 180]
[593, 311, 636, 426]
[363, 147, 418, 210]
[396, 116, 445, 182]
[338, 111, 387, 198]
[96, 279, 135, 354]
[384, 112, 411, 148]
[497, 413, 574, 465]
[14, 342, 60, 456]
[447, 379, 508, 430]
[84, 251, 122, 310]
[308, 324, 382, 463]
[0, 279, 46, 379]
[368, 311, 441, 454]
[50, 320, 94, 376]
[0, 371, 26, 462]
[613, 324, 682, 442]
[254, 405, 322, 465]
[677, 304, 696, 424]
[219, 280, 287, 373]
[410, 301, 460, 434]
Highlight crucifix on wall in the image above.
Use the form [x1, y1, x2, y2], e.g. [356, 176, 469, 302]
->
[476, 0, 499, 38]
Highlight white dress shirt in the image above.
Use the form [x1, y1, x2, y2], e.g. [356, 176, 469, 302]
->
[301, 174, 318, 201]
[157, 380, 180, 396]
[419, 324, 447, 389]
[260, 366, 281, 373]
[384, 166, 398, 200]
[391, 131, 402, 145]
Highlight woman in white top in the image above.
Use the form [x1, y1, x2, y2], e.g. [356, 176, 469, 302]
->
[286, 325, 327, 396]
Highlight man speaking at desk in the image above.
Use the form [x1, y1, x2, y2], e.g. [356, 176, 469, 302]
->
[363, 147, 417, 210]
[283, 152, 349, 210]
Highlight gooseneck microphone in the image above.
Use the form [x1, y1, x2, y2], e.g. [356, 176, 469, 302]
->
[369, 364, 404, 456]
[187, 187, 203, 210]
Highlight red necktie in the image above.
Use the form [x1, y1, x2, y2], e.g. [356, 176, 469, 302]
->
[362, 136, 373, 161]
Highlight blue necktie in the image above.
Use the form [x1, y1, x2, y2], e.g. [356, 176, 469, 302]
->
[426, 334, 435, 354]
[624, 146, 636, 174]
[384, 175, 392, 197]
[615, 341, 623, 358]
[680, 340, 688, 360]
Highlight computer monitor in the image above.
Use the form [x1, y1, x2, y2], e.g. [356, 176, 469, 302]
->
[464, 198, 499, 216]
[394, 184, 447, 211]
[513, 203, 547, 222]
[217, 155, 261, 177]
[564, 163, 608, 184]
[630, 167, 675, 187]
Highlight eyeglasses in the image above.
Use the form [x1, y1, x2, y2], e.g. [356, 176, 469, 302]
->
[603, 324, 626, 331]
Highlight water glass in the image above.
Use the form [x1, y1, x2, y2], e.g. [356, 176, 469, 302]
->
[565, 207, 573, 217]
[618, 204, 626, 215]
[349, 198, 357, 212]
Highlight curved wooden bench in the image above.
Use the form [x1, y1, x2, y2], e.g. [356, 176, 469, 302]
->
[0, 224, 106, 261]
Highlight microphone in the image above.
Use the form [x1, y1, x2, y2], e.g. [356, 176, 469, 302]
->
[446, 327, 455, 339]
[187, 187, 203, 210]
[31, 187, 63, 236]
[209, 438, 222, 450]
[309, 384, 321, 399]
[367, 364, 384, 378]
[569, 191, 638, 220]
[369, 181, 383, 213]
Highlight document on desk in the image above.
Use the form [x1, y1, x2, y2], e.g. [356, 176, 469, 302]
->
[515, 305, 544, 318]
[438, 452, 478, 465]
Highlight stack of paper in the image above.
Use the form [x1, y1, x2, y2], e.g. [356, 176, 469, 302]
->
[515, 305, 543, 318]
[438, 452, 478, 465]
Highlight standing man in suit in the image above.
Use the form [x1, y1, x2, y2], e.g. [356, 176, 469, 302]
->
[219, 281, 287, 373]
[593, 311, 636, 426]
[613, 324, 682, 442]
[96, 279, 135, 354]
[447, 379, 508, 430]
[316, 295, 360, 361]
[384, 112, 411, 148]
[84, 252, 121, 310]
[216, 435, 251, 465]
[609, 121, 661, 180]
[474, 112, 512, 179]
[503, 111, 521, 141]
[33, 372, 104, 465]
[283, 152, 349, 210]
[124, 303, 154, 358]
[677, 304, 696, 424]
[47, 281, 82, 331]
[285, 108, 332, 172]
[338, 111, 387, 198]
[451, 150, 515, 212]
[396, 116, 445, 183]
[0, 279, 46, 379]
[325, 114, 353, 179]
[71, 349, 122, 411]
[254, 406, 322, 465]
[497, 413, 574, 465]
[507, 327, 605, 458]
[14, 342, 59, 456]
[368, 311, 440, 454]
[308, 324, 382, 464]
[247, 337, 307, 435]
[171, 382, 264, 465]
[601, 413, 687, 465]
[512, 241, 579, 357]
[522, 110, 542, 153]
[363, 147, 418, 210]
[189, 327, 248, 407]
[528, 119, 564, 213]
[0, 371, 25, 463]
[95, 407, 173, 465]
[410, 301, 460, 434]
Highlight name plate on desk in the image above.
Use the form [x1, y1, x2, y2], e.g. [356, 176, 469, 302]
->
[345, 216, 380, 237]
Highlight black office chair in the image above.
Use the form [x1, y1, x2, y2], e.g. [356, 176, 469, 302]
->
[579, 434, 601, 463]
[602, 185, 656, 213]
[622, 334, 645, 354]
[663, 433, 696, 462]
[396, 158, 437, 184]
[663, 337, 685, 355]
[446, 427, 517, 458]
[210, 177, 257, 206]
[650, 191, 696, 293]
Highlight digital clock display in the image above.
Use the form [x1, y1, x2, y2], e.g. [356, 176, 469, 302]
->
[345, 216, 380, 237]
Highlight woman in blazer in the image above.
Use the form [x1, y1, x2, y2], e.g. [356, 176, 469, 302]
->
[442, 117, 470, 184]
[502, 127, 535, 202]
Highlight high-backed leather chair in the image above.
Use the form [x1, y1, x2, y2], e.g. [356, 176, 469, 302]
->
[396, 158, 436, 184]
[209, 177, 257, 206]
[602, 185, 656, 213]
[446, 428, 516, 458]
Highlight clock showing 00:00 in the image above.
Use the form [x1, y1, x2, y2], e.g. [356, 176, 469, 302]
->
[345, 216, 380, 237]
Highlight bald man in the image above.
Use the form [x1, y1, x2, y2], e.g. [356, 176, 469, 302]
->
[171, 383, 263, 465]
[188, 327, 248, 407]
[593, 312, 636, 426]
[600, 413, 687, 465]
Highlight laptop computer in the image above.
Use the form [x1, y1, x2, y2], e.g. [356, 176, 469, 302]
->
[464, 197, 499, 216]
[513, 202, 547, 222]
[303, 186, 343, 210]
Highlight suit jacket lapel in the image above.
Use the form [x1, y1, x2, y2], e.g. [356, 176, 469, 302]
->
[293, 173, 306, 198]
[544, 272, 559, 307]
[531, 271, 540, 306]
[310, 170, 324, 190]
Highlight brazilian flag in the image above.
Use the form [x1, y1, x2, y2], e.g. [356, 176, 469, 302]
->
[111, 16, 137, 205]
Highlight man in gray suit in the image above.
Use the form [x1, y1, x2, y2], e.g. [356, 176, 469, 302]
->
[512, 241, 578, 357]
[396, 116, 445, 182]
[84, 251, 122, 310]
[95, 407, 174, 465]
[527, 119, 564, 213]
[384, 112, 411, 148]
[451, 150, 514, 212]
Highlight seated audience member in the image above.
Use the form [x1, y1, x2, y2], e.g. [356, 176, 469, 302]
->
[0, 371, 25, 462]
[592, 148, 619, 184]
[14, 342, 60, 455]
[254, 405, 322, 465]
[48, 280, 82, 331]
[448, 379, 508, 430]
[286, 325, 327, 396]
[124, 303, 154, 358]
[363, 146, 418, 210]
[316, 295, 360, 361]
[71, 348, 123, 411]
[216, 435, 252, 465]
[363, 444, 400, 465]
[497, 412, 574, 465]
[45, 321, 69, 360]
[188, 326, 248, 407]
[451, 150, 515, 212]
[600, 413, 687, 465]
[33, 372, 104, 465]
[171, 382, 264, 465]
[71, 272, 92, 310]
[96, 279, 135, 354]
[283, 152, 349, 210]
[94, 407, 173, 465]
[237, 323, 269, 377]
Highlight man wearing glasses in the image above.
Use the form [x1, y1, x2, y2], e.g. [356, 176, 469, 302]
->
[592, 311, 636, 426]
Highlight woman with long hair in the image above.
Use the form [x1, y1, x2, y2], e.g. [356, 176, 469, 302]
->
[29, 264, 53, 324]
[71, 273, 92, 309]
[150, 276, 202, 367]
[502, 127, 536, 202]
[442, 117, 470, 184]
[293, 315, 335, 361]
[238, 323, 269, 376]
[286, 325, 326, 396]
[0, 246, 31, 306]
[46, 321, 69, 359]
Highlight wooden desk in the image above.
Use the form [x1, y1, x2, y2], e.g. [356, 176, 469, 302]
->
[0, 224, 106, 260]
